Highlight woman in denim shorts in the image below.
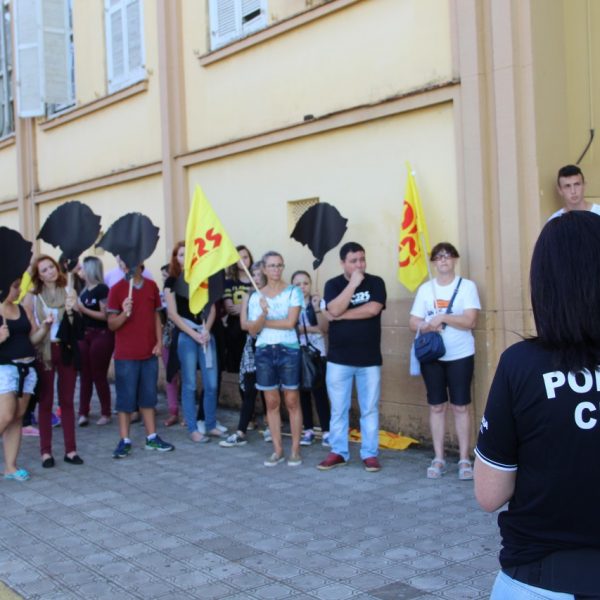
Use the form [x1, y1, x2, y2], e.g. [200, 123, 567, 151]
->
[247, 251, 303, 467]
[0, 279, 50, 480]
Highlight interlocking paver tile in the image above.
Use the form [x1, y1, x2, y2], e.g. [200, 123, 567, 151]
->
[310, 583, 361, 599]
[369, 581, 424, 600]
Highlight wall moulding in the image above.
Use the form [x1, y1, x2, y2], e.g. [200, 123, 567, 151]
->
[177, 80, 459, 167]
[39, 81, 149, 132]
[33, 161, 162, 205]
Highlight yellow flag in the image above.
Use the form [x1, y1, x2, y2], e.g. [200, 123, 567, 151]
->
[184, 185, 240, 314]
[398, 165, 431, 292]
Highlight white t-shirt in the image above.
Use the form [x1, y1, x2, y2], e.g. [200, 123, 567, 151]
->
[248, 285, 304, 347]
[547, 204, 600, 221]
[410, 276, 481, 361]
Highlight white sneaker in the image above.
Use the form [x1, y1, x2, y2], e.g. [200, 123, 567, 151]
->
[216, 421, 228, 433]
[263, 428, 272, 443]
[197, 420, 206, 434]
[77, 415, 89, 427]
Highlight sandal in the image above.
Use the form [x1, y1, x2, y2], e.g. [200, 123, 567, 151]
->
[458, 459, 473, 480]
[426, 458, 447, 479]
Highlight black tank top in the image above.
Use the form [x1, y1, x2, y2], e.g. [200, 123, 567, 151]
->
[0, 305, 35, 362]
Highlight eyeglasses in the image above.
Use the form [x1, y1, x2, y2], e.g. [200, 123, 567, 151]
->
[432, 253, 454, 262]
[265, 264, 285, 270]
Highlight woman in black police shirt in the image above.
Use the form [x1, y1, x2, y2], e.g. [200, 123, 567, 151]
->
[474, 211, 600, 600]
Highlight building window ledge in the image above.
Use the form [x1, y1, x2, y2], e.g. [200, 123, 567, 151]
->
[0, 133, 15, 150]
[39, 80, 149, 132]
[199, 0, 361, 67]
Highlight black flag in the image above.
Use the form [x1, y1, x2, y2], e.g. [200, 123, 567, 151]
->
[291, 203, 348, 269]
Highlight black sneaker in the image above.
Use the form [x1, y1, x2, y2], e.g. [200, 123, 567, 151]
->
[113, 439, 132, 459]
[145, 435, 175, 452]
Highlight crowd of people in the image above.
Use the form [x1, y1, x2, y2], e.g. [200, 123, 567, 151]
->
[1, 225, 481, 480]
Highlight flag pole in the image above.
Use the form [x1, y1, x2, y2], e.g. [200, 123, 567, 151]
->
[239, 262, 262, 296]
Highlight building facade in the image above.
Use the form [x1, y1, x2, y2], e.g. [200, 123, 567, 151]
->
[1, 0, 598, 443]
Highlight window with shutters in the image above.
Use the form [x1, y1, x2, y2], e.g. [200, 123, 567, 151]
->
[105, 0, 145, 94]
[13, 0, 72, 117]
[47, 0, 75, 116]
[209, 0, 268, 50]
[0, 0, 13, 137]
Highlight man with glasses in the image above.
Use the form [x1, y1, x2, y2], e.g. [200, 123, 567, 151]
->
[317, 242, 386, 472]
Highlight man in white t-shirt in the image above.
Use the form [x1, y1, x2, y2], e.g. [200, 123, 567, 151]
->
[548, 164, 600, 220]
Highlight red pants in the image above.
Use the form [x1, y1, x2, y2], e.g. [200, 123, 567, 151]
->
[78, 327, 114, 418]
[38, 343, 77, 456]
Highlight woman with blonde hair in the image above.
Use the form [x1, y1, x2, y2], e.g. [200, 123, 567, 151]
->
[77, 256, 114, 426]
[246, 251, 303, 466]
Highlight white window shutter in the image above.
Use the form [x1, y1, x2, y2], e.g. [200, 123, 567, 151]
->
[42, 0, 70, 104]
[241, 0, 267, 36]
[105, 0, 145, 93]
[105, 0, 124, 90]
[126, 0, 142, 71]
[14, 0, 44, 117]
[209, 0, 242, 50]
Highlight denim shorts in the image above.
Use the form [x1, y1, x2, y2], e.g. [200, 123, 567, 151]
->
[114, 357, 158, 413]
[255, 345, 301, 391]
[0, 363, 37, 396]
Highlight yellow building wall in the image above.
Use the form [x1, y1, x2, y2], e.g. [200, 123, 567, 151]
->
[0, 143, 18, 202]
[532, 0, 600, 220]
[72, 0, 106, 105]
[0, 209, 20, 231]
[186, 104, 458, 297]
[182, 0, 453, 149]
[35, 1, 162, 190]
[36, 176, 167, 278]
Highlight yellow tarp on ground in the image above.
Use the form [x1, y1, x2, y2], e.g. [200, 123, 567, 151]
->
[349, 428, 418, 450]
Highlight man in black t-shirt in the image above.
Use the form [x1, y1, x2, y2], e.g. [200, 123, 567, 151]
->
[317, 242, 386, 472]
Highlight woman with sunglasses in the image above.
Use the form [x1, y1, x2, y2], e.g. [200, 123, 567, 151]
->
[409, 242, 481, 480]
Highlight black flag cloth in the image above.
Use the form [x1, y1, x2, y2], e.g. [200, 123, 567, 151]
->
[290, 203, 348, 269]
[37, 200, 101, 260]
[0, 227, 33, 302]
[96, 213, 160, 270]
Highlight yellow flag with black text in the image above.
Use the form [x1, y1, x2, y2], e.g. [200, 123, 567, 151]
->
[398, 165, 431, 292]
[184, 185, 240, 314]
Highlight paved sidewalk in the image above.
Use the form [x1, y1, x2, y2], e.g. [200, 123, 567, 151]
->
[0, 402, 500, 599]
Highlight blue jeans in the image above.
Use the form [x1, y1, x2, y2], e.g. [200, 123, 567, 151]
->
[178, 332, 218, 433]
[491, 571, 574, 600]
[326, 362, 380, 461]
[114, 357, 158, 413]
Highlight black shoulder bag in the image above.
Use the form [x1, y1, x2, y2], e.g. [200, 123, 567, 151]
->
[295, 314, 325, 391]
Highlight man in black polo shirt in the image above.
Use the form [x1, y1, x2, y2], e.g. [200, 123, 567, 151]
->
[317, 242, 386, 472]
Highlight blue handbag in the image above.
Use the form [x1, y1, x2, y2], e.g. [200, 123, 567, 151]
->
[414, 330, 445, 364]
[414, 278, 462, 364]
